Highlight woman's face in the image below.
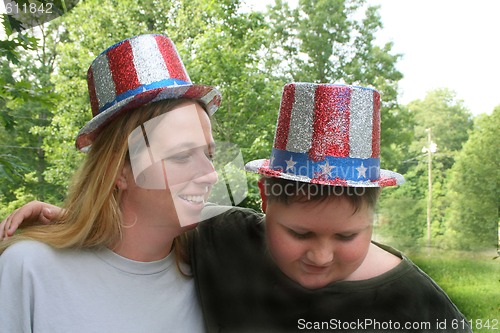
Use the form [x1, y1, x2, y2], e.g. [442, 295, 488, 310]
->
[126, 101, 218, 227]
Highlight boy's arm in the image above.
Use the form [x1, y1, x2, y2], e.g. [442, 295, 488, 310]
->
[0, 201, 61, 239]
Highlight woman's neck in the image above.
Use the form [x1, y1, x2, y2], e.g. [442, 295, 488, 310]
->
[110, 208, 182, 262]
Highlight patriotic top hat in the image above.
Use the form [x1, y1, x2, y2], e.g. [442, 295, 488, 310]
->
[76, 34, 222, 151]
[245, 83, 404, 187]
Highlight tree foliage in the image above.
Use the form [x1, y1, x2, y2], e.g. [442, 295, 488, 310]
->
[0, 14, 60, 216]
[444, 107, 499, 250]
[378, 89, 474, 249]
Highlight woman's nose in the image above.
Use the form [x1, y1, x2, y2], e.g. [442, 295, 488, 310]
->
[193, 154, 218, 186]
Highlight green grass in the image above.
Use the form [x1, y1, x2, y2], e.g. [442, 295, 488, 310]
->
[407, 249, 500, 333]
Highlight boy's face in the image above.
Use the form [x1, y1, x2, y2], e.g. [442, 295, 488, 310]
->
[265, 195, 373, 289]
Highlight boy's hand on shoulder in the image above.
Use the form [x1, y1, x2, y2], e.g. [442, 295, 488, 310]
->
[1, 201, 60, 240]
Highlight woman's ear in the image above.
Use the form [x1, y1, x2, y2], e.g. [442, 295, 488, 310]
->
[257, 178, 268, 213]
[115, 164, 130, 191]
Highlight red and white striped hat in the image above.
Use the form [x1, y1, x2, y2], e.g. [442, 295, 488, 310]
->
[245, 83, 404, 187]
[76, 34, 222, 151]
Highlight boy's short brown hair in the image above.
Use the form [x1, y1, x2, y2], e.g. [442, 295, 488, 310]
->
[261, 176, 381, 213]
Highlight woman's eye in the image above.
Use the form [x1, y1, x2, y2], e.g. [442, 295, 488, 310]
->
[168, 153, 192, 163]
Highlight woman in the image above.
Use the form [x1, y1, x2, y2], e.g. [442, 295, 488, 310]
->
[0, 34, 221, 333]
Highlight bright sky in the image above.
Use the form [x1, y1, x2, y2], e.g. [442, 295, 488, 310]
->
[368, 0, 499, 116]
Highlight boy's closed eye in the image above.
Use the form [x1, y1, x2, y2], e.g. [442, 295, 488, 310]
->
[335, 233, 358, 241]
[287, 228, 358, 242]
[287, 229, 313, 240]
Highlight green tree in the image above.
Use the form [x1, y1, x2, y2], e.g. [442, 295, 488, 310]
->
[378, 89, 473, 249]
[0, 14, 59, 216]
[0, 14, 37, 184]
[444, 107, 499, 250]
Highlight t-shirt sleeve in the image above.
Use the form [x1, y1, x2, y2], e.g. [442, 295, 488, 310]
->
[0, 241, 40, 333]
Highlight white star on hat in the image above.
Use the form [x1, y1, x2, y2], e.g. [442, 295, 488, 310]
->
[356, 162, 367, 178]
[285, 156, 297, 171]
[319, 160, 335, 177]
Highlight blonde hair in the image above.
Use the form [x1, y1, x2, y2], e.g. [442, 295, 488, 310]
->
[1, 99, 198, 269]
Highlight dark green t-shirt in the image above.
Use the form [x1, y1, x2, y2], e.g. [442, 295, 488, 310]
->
[191, 207, 471, 333]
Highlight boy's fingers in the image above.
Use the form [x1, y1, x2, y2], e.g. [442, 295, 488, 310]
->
[1, 201, 60, 240]
[40, 208, 54, 225]
[0, 216, 9, 240]
[1, 209, 17, 239]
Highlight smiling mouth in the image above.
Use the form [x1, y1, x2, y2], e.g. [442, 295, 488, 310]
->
[179, 194, 206, 204]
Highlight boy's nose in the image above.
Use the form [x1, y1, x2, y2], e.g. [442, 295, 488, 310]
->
[305, 245, 334, 266]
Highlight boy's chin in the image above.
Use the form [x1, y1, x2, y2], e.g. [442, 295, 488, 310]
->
[292, 273, 333, 290]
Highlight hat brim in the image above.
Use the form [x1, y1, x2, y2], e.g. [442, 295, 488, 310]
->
[76, 84, 221, 152]
[245, 159, 404, 187]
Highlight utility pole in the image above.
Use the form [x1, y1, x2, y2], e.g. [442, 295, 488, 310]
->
[422, 128, 437, 248]
[426, 128, 432, 248]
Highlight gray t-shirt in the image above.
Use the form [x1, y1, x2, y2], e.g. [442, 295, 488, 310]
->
[0, 240, 204, 333]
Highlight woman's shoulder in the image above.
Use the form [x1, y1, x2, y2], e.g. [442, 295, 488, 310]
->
[0, 240, 56, 278]
[1, 240, 92, 267]
[2, 239, 53, 257]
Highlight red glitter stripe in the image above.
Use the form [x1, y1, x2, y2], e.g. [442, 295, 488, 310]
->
[274, 84, 295, 150]
[377, 176, 396, 186]
[311, 177, 348, 186]
[371, 90, 380, 158]
[310, 85, 351, 160]
[184, 85, 211, 99]
[87, 68, 99, 117]
[107, 41, 140, 96]
[155, 35, 189, 82]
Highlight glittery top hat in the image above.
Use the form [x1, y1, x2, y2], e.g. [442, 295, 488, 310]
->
[76, 34, 222, 151]
[245, 83, 404, 187]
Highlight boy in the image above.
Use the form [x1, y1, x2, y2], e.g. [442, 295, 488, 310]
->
[192, 83, 470, 332]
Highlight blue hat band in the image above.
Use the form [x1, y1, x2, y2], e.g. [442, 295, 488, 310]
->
[98, 78, 190, 115]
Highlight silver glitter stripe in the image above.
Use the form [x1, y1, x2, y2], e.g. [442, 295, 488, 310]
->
[349, 88, 373, 158]
[92, 54, 116, 110]
[286, 83, 316, 153]
[131, 35, 170, 85]
[199, 88, 218, 105]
